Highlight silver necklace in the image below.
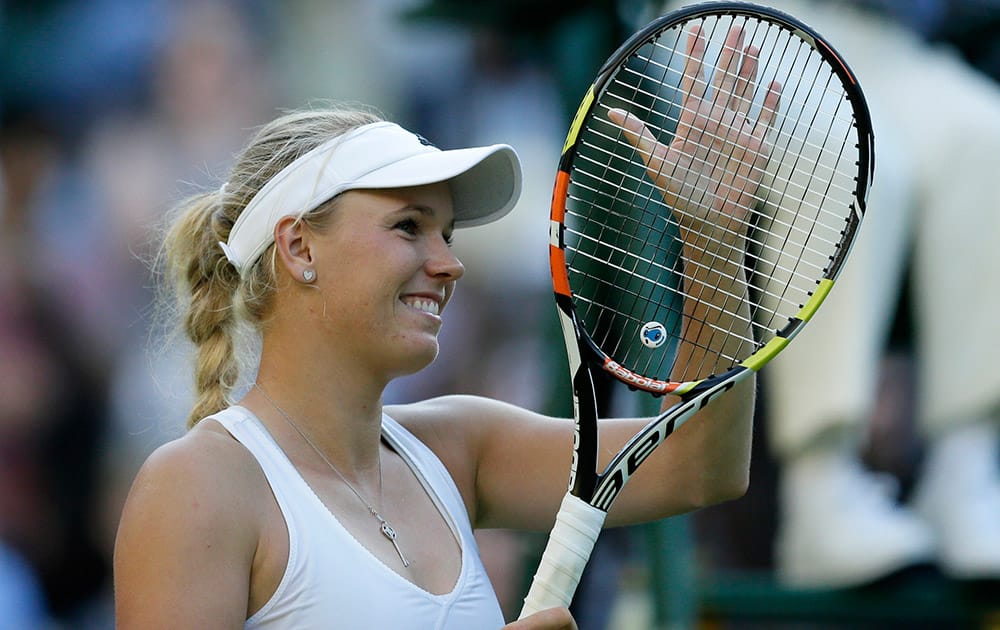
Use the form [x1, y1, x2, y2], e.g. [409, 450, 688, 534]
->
[254, 383, 410, 567]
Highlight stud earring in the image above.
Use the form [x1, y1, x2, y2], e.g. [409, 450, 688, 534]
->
[302, 268, 316, 283]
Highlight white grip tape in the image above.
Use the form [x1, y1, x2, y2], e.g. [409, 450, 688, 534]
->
[518, 493, 607, 619]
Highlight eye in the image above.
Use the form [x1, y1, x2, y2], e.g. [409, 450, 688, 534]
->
[394, 218, 419, 236]
[443, 231, 454, 247]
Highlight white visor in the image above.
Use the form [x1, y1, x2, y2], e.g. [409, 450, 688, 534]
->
[220, 121, 522, 272]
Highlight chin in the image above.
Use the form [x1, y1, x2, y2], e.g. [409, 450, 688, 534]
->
[390, 341, 440, 378]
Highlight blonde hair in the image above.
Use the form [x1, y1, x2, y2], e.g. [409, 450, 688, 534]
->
[160, 106, 383, 428]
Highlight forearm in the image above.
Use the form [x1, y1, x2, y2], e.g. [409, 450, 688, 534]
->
[661, 236, 756, 507]
[668, 375, 756, 506]
[601, 368, 755, 526]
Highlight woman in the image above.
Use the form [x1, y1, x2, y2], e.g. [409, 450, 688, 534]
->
[114, 27, 774, 628]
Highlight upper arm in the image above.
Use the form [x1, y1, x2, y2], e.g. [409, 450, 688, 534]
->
[113, 431, 261, 629]
[390, 384, 754, 532]
[389, 396, 575, 531]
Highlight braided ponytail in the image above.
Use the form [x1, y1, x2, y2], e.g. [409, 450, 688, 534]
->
[159, 105, 383, 428]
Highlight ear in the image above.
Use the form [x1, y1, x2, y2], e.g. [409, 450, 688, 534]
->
[273, 216, 314, 282]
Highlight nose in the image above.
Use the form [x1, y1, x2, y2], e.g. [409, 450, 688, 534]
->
[426, 235, 465, 281]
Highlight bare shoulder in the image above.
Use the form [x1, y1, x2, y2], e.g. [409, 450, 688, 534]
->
[117, 420, 268, 556]
[115, 420, 267, 628]
[125, 420, 265, 513]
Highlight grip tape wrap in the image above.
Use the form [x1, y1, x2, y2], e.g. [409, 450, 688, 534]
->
[518, 493, 607, 619]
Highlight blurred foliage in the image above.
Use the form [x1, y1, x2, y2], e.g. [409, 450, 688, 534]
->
[404, 0, 618, 38]
[404, 0, 633, 117]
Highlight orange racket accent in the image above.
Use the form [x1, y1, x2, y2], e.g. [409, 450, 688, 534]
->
[551, 246, 570, 296]
[550, 170, 570, 223]
[550, 169, 572, 296]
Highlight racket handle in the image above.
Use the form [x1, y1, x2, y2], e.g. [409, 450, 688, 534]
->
[518, 493, 607, 619]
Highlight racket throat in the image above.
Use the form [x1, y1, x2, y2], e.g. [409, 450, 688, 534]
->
[569, 366, 601, 501]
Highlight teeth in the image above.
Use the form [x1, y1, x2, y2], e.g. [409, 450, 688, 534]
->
[403, 297, 440, 316]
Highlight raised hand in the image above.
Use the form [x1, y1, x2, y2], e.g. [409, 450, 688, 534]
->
[609, 25, 782, 245]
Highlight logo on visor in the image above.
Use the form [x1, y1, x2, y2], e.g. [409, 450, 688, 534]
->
[414, 133, 437, 149]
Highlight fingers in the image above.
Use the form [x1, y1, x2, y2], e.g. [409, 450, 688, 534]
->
[734, 45, 760, 115]
[710, 26, 780, 130]
[607, 107, 666, 175]
[755, 79, 783, 133]
[713, 27, 745, 108]
[681, 25, 708, 103]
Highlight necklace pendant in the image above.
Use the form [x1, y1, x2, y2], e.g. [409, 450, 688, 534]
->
[380, 521, 410, 567]
[254, 385, 411, 568]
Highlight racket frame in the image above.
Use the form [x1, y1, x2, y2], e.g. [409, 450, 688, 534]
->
[522, 1, 874, 618]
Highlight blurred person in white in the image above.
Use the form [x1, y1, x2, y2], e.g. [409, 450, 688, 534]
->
[657, 0, 1000, 588]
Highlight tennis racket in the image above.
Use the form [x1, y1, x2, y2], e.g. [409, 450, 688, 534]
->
[520, 1, 873, 618]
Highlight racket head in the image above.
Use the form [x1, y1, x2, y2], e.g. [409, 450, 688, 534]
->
[550, 1, 874, 395]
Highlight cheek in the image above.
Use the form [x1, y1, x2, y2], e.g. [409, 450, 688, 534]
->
[317, 238, 418, 319]
[320, 267, 396, 326]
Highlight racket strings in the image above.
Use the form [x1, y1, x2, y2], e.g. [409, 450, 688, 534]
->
[574, 124, 853, 224]
[565, 163, 844, 324]
[614, 17, 853, 127]
[564, 13, 861, 383]
[566, 158, 841, 307]
[619, 46, 859, 139]
[570, 145, 846, 271]
[564, 218, 762, 372]
[757, 73, 854, 320]
[581, 21, 854, 261]
[610, 51, 858, 182]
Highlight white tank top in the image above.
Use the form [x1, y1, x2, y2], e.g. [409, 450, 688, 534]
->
[210, 406, 505, 629]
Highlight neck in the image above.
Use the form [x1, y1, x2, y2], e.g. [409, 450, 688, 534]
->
[244, 331, 388, 476]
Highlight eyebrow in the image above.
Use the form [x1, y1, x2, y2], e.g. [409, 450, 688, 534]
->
[401, 204, 456, 232]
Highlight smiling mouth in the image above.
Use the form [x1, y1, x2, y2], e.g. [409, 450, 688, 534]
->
[400, 296, 441, 317]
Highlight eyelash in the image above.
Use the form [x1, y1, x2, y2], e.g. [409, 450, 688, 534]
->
[394, 218, 454, 246]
